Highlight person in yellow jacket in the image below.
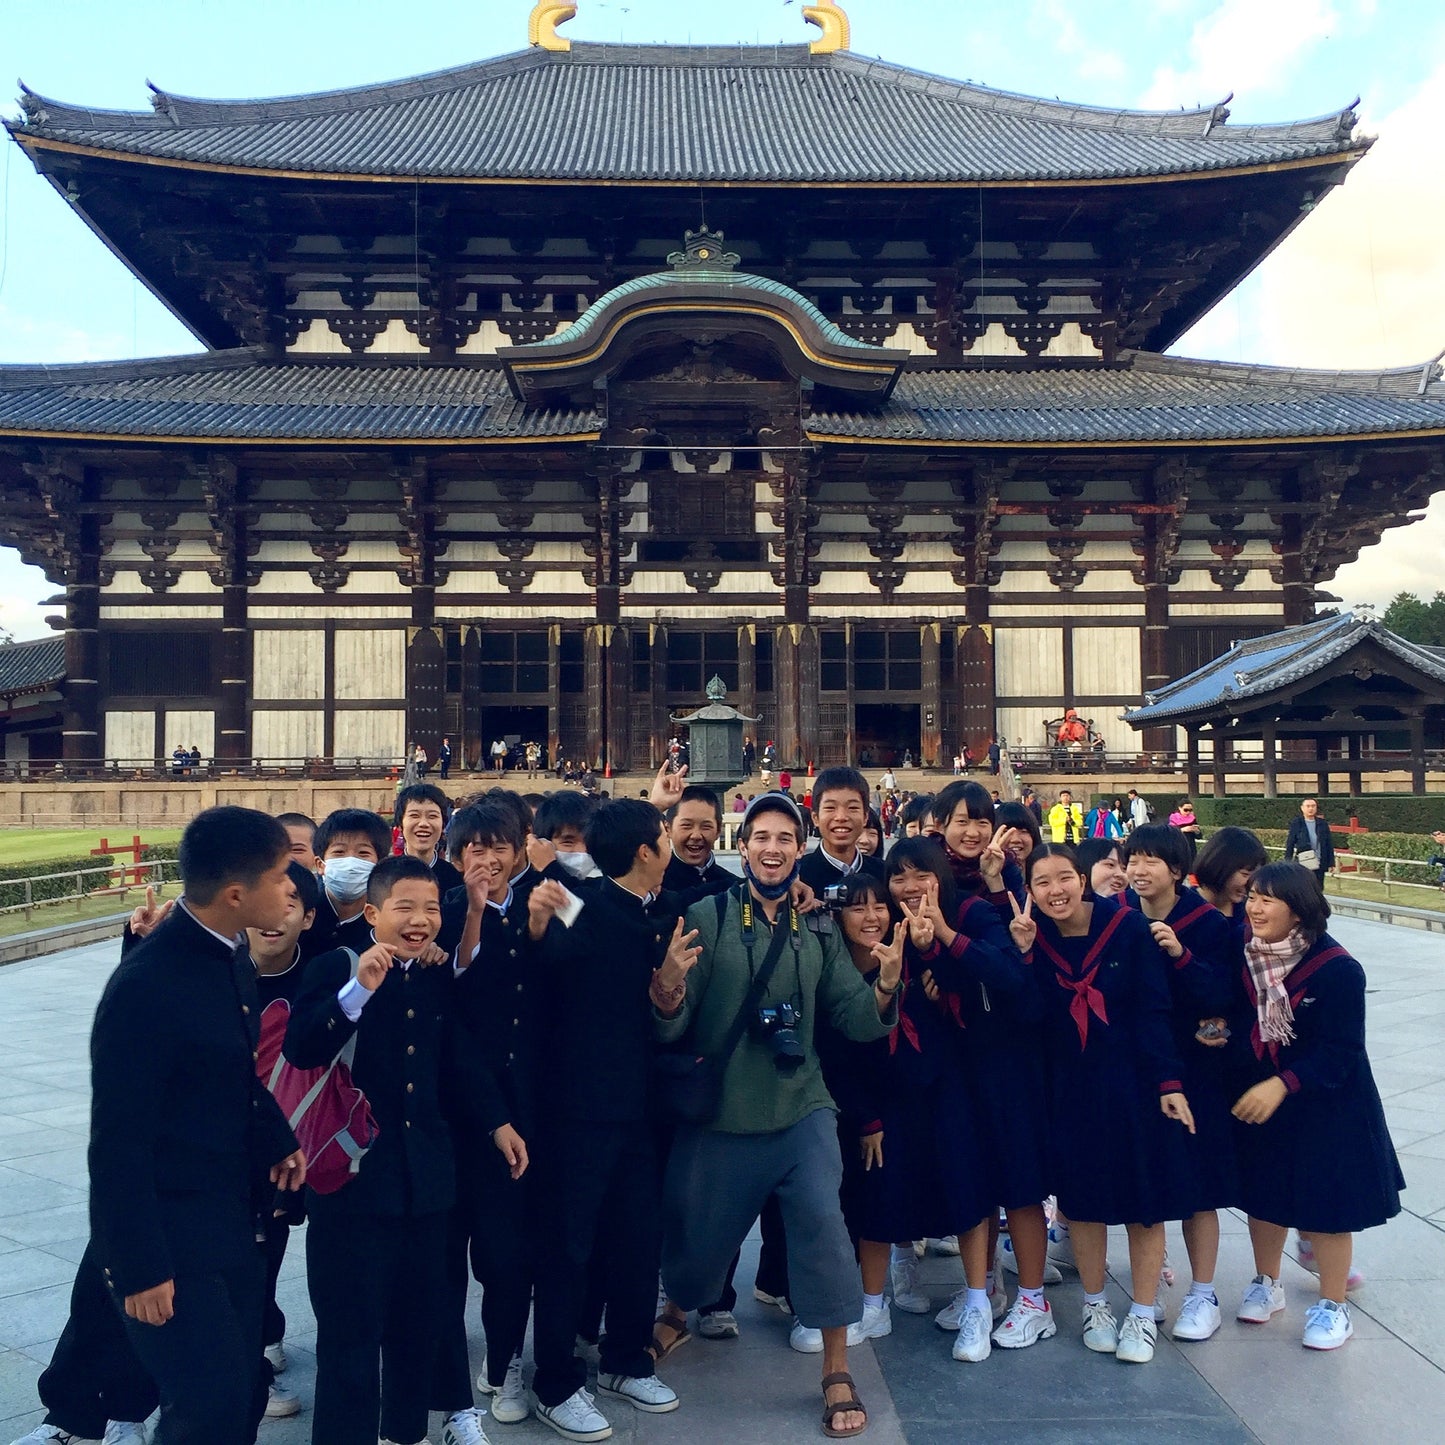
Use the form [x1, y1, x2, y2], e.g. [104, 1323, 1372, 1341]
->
[1047, 789, 1085, 845]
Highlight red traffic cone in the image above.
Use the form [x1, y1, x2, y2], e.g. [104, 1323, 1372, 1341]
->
[604, 759, 613, 779]
[807, 760, 815, 778]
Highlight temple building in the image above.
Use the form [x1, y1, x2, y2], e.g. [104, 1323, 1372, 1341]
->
[2, 0, 1443, 774]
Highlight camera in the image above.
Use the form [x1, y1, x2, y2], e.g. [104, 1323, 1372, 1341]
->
[754, 1002, 805, 1073]
[821, 882, 849, 906]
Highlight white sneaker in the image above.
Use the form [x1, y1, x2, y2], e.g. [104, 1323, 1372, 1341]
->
[1082, 1299, 1119, 1354]
[103, 1428, 148, 1445]
[988, 1282, 1007, 1322]
[998, 1234, 1063, 1285]
[1236, 1274, 1287, 1324]
[930, 1235, 961, 1256]
[534, 1387, 612, 1442]
[1302, 1299, 1354, 1351]
[490, 1354, 530, 1424]
[697, 1309, 740, 1339]
[1297, 1236, 1366, 1291]
[934, 1288, 968, 1332]
[441, 1409, 489, 1445]
[10, 1429, 101, 1445]
[789, 1320, 824, 1354]
[889, 1251, 931, 1314]
[951, 1304, 993, 1363]
[852, 1300, 892, 1341]
[1046, 1226, 1079, 1273]
[263, 1341, 287, 1375]
[992, 1296, 1057, 1349]
[753, 1287, 792, 1314]
[596, 1374, 679, 1414]
[1116, 1312, 1158, 1364]
[1172, 1292, 1222, 1341]
[264, 1383, 302, 1419]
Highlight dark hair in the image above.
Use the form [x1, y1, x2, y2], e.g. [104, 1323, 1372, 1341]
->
[393, 783, 451, 828]
[931, 780, 993, 829]
[483, 788, 534, 847]
[838, 872, 889, 909]
[1023, 842, 1084, 886]
[667, 784, 722, 826]
[179, 806, 289, 907]
[1121, 823, 1193, 882]
[1247, 860, 1331, 942]
[315, 808, 391, 860]
[862, 807, 882, 834]
[448, 801, 526, 855]
[810, 766, 870, 813]
[898, 794, 935, 831]
[521, 793, 546, 813]
[883, 836, 957, 919]
[275, 811, 316, 840]
[1075, 838, 1122, 897]
[993, 800, 1041, 848]
[366, 854, 439, 906]
[285, 859, 321, 916]
[1194, 826, 1270, 895]
[587, 799, 666, 879]
[533, 790, 595, 840]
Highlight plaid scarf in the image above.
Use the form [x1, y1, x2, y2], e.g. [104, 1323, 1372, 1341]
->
[1243, 928, 1309, 1045]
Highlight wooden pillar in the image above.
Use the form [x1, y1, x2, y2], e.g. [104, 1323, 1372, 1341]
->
[1261, 721, 1279, 800]
[1211, 728, 1227, 799]
[61, 513, 103, 765]
[1347, 732, 1362, 797]
[1186, 727, 1201, 797]
[462, 626, 482, 772]
[649, 626, 669, 770]
[1140, 583, 1172, 755]
[955, 616, 996, 760]
[584, 624, 607, 770]
[1315, 736, 1330, 797]
[546, 626, 561, 774]
[1408, 713, 1427, 795]
[775, 624, 801, 768]
[605, 625, 631, 776]
[921, 623, 942, 768]
[406, 627, 445, 758]
[1277, 515, 1311, 626]
[738, 623, 757, 737]
[797, 624, 820, 771]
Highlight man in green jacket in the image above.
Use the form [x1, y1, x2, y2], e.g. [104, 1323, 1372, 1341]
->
[651, 793, 899, 1438]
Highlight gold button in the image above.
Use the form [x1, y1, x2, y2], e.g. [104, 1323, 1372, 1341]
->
[406, 1082, 414, 1093]
[516, 983, 523, 993]
[407, 1045, 415, 1056]
[405, 1120, 412, 1128]
[507, 1052, 515, 1062]
[509, 949, 516, 958]
[252, 1051, 259, 1062]
[512, 1018, 519, 1027]
[242, 1005, 250, 1015]
[407, 1009, 415, 1019]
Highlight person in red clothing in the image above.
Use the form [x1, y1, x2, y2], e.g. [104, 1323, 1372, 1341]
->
[779, 768, 793, 793]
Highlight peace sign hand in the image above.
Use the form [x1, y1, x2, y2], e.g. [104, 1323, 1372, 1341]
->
[129, 884, 174, 939]
[1008, 891, 1036, 952]
[981, 827, 1014, 886]
[649, 760, 688, 810]
[899, 897, 934, 950]
[870, 921, 904, 994]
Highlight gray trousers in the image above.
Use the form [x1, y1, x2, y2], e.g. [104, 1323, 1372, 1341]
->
[662, 1107, 862, 1330]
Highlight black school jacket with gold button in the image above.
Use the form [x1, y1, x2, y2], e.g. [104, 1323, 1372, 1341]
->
[284, 944, 456, 1219]
[90, 905, 299, 1296]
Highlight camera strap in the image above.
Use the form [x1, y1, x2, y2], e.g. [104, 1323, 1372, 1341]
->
[714, 888, 795, 1068]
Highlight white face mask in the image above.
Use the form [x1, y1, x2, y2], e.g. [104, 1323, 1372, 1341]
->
[323, 856, 375, 903]
[555, 850, 597, 880]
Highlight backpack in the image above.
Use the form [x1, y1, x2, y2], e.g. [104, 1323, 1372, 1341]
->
[260, 949, 380, 1195]
[1144, 800, 1158, 822]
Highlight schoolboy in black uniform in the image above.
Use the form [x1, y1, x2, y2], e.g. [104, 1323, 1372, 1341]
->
[430, 801, 542, 1435]
[662, 785, 733, 893]
[276, 811, 319, 870]
[89, 806, 306, 1445]
[799, 767, 886, 895]
[284, 855, 461, 1445]
[304, 807, 393, 959]
[395, 782, 464, 895]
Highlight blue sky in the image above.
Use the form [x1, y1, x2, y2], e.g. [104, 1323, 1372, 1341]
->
[2, 0, 1442, 637]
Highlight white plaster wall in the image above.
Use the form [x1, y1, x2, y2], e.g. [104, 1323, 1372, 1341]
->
[252, 710, 323, 761]
[995, 627, 1064, 696]
[252, 632, 325, 701]
[287, 319, 350, 355]
[100, 607, 223, 620]
[334, 630, 405, 700]
[334, 710, 406, 765]
[162, 711, 215, 758]
[106, 710, 156, 762]
[1073, 628, 1142, 696]
[996, 707, 1054, 753]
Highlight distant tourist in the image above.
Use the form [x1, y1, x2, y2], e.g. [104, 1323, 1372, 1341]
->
[1283, 798, 1335, 877]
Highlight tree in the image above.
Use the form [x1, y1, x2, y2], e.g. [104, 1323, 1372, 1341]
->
[1381, 592, 1445, 646]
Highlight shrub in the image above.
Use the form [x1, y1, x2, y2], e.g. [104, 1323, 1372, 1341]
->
[0, 853, 114, 909]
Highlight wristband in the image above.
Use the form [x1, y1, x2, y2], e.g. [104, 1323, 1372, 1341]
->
[875, 978, 901, 996]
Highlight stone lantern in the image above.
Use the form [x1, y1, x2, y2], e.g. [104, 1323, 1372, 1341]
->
[670, 676, 759, 792]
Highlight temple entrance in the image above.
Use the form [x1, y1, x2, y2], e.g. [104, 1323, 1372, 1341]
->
[477, 705, 548, 773]
[854, 703, 920, 769]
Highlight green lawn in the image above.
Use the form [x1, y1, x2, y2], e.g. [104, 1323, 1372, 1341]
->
[0, 891, 143, 939]
[1324, 871, 1445, 914]
[0, 827, 183, 868]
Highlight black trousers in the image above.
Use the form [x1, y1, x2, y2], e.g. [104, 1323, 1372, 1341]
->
[261, 1214, 290, 1349]
[431, 1147, 534, 1410]
[307, 1207, 448, 1445]
[531, 1120, 660, 1409]
[114, 1252, 265, 1445]
[42, 1242, 158, 1439]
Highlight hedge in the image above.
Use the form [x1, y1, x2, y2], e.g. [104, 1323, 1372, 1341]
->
[0, 853, 114, 909]
[1229, 828, 1440, 884]
[1088, 794, 1445, 834]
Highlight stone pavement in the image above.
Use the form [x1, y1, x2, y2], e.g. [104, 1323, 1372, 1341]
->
[1, 915, 1443, 1445]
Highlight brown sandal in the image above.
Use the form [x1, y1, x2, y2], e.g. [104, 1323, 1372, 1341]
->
[649, 1306, 691, 1362]
[822, 1370, 868, 1438]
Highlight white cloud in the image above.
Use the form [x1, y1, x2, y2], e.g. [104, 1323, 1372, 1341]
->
[1139, 0, 1339, 109]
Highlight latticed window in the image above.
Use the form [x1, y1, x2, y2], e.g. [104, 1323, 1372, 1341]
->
[650, 478, 755, 535]
[478, 630, 549, 694]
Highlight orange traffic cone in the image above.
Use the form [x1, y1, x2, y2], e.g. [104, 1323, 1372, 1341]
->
[604, 758, 613, 779]
[807, 760, 815, 778]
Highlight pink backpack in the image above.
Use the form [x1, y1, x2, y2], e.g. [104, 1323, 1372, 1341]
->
[257, 949, 380, 1195]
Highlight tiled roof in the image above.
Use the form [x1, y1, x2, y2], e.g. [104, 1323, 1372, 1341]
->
[810, 352, 1445, 444]
[1123, 614, 1445, 726]
[10, 43, 1361, 183]
[0, 637, 65, 698]
[1, 349, 1441, 447]
[0, 351, 600, 442]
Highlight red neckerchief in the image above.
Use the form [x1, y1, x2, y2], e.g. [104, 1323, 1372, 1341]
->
[942, 841, 986, 898]
[1034, 906, 1129, 1049]
[1240, 941, 1347, 1063]
[889, 946, 923, 1056]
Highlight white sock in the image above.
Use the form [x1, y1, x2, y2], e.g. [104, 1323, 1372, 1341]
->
[1128, 1301, 1155, 1320]
[890, 1245, 913, 1268]
[984, 1269, 995, 1292]
[1019, 1286, 1046, 1309]
[1084, 1289, 1107, 1307]
[966, 1287, 990, 1312]
[1188, 1279, 1216, 1301]
[864, 1292, 884, 1311]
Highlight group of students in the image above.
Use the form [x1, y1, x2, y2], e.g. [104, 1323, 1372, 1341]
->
[18, 765, 1405, 1445]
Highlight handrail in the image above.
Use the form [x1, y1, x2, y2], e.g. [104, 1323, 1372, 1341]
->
[1260, 842, 1441, 899]
[0, 857, 178, 919]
